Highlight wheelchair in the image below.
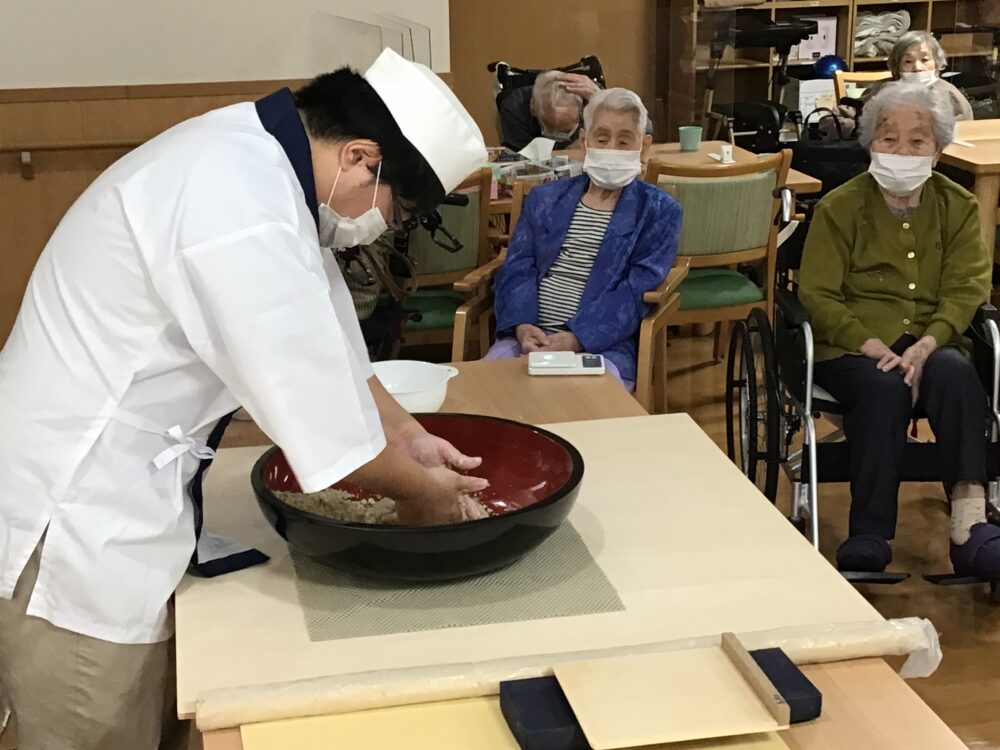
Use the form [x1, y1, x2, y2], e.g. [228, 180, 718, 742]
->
[724, 226, 1000, 601]
[487, 55, 606, 113]
[487, 55, 606, 147]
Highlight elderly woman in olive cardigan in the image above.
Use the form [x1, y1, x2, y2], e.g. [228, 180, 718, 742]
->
[799, 81, 995, 577]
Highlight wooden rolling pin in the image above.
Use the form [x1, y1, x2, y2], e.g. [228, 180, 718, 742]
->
[196, 617, 938, 731]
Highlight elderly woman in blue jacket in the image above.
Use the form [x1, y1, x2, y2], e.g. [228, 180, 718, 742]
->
[485, 87, 682, 390]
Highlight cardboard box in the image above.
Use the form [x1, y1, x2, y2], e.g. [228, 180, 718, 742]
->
[789, 16, 838, 63]
[781, 77, 836, 116]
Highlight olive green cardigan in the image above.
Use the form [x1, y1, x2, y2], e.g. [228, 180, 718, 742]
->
[799, 172, 991, 362]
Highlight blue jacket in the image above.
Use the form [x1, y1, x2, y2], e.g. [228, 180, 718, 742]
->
[493, 175, 682, 381]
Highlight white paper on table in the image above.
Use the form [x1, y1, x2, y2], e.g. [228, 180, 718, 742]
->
[952, 138, 975, 148]
[518, 137, 556, 162]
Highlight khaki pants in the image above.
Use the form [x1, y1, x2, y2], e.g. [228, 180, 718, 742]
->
[0, 543, 173, 750]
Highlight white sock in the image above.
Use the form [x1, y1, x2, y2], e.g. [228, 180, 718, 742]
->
[951, 495, 986, 545]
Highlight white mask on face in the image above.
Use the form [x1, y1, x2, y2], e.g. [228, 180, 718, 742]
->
[868, 152, 934, 196]
[901, 70, 936, 86]
[318, 160, 388, 249]
[583, 148, 642, 190]
[541, 125, 578, 143]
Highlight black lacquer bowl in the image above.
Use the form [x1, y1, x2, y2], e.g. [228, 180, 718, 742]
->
[251, 413, 585, 581]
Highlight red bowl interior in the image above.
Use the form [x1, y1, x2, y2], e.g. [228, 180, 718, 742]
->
[262, 414, 575, 515]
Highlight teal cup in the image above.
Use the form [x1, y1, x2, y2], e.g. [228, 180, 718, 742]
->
[679, 126, 703, 152]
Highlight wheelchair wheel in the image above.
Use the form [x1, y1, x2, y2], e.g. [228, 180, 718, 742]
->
[725, 310, 780, 501]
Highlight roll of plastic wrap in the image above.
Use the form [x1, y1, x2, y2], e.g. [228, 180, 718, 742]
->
[196, 617, 940, 731]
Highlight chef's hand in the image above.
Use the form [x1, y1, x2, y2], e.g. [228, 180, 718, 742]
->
[516, 324, 548, 354]
[540, 331, 582, 353]
[860, 338, 901, 372]
[408, 432, 483, 472]
[557, 73, 600, 101]
[898, 335, 937, 406]
[395, 466, 490, 525]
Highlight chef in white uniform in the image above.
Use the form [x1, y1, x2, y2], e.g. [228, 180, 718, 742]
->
[0, 49, 488, 750]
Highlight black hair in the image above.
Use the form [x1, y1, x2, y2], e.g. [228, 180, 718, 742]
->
[294, 68, 445, 214]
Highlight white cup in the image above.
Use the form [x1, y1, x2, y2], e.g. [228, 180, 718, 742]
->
[719, 144, 734, 163]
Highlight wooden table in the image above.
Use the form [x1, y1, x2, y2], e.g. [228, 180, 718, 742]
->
[186, 360, 962, 750]
[939, 118, 1000, 251]
[488, 140, 823, 216]
[646, 141, 822, 196]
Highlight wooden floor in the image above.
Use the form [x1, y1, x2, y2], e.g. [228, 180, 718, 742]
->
[217, 331, 1000, 748]
[666, 331, 1000, 750]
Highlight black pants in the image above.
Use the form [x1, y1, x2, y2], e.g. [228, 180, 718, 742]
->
[814, 335, 988, 539]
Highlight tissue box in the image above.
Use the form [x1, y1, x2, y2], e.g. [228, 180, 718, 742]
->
[789, 16, 838, 63]
[781, 77, 836, 116]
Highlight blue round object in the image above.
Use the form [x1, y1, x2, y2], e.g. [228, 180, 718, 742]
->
[814, 54, 848, 79]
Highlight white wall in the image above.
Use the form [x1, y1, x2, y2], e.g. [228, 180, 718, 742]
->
[0, 0, 450, 88]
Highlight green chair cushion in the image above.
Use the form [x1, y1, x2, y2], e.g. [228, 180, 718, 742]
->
[678, 268, 764, 311]
[404, 289, 464, 331]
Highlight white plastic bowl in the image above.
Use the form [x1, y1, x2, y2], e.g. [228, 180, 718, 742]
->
[372, 360, 459, 413]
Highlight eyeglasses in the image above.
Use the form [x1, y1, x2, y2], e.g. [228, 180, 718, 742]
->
[389, 188, 464, 254]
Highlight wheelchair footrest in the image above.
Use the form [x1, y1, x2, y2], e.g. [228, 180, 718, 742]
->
[924, 573, 999, 586]
[841, 571, 910, 584]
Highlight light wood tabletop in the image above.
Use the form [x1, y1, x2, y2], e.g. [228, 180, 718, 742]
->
[939, 118, 1000, 249]
[441, 357, 647, 423]
[191, 360, 962, 750]
[487, 140, 822, 216]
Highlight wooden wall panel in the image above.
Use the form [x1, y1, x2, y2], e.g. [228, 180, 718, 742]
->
[0, 71, 453, 347]
[448, 0, 658, 146]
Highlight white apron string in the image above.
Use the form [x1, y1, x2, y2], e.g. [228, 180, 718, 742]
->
[110, 408, 215, 470]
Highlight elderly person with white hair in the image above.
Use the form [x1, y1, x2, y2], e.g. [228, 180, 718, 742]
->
[863, 30, 973, 120]
[499, 70, 600, 151]
[799, 81, 994, 577]
[486, 88, 682, 391]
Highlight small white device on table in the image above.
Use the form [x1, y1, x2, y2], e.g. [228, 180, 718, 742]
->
[527, 351, 605, 376]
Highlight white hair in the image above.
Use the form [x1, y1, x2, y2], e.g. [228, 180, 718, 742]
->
[858, 80, 955, 150]
[530, 71, 583, 120]
[888, 31, 948, 77]
[582, 87, 649, 138]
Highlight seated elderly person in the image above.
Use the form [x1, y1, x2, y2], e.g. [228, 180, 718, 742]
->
[485, 87, 682, 391]
[799, 81, 995, 577]
[499, 70, 600, 151]
[864, 31, 973, 120]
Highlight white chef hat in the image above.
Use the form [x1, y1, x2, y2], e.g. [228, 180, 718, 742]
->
[364, 48, 487, 194]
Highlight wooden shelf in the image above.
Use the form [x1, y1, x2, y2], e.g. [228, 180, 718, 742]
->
[695, 57, 772, 71]
[945, 47, 994, 58]
[856, 0, 924, 4]
[770, 0, 852, 8]
[854, 55, 890, 62]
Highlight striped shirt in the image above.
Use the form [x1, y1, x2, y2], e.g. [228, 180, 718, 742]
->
[537, 201, 613, 330]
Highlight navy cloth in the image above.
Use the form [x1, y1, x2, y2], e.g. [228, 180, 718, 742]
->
[254, 87, 320, 227]
[188, 88, 320, 577]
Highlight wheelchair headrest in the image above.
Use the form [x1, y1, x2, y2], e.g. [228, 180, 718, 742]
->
[488, 55, 606, 108]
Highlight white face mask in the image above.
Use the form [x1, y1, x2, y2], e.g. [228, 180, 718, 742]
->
[868, 152, 934, 196]
[901, 70, 936, 86]
[583, 148, 642, 190]
[541, 126, 578, 143]
[318, 161, 388, 249]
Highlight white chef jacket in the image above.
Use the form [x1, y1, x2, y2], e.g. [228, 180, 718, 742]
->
[0, 92, 385, 644]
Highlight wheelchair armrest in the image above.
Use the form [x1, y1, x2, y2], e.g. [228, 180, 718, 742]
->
[776, 287, 811, 327]
[973, 303, 998, 327]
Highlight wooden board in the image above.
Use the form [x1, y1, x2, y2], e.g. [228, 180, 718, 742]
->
[239, 696, 786, 750]
[554, 644, 785, 749]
